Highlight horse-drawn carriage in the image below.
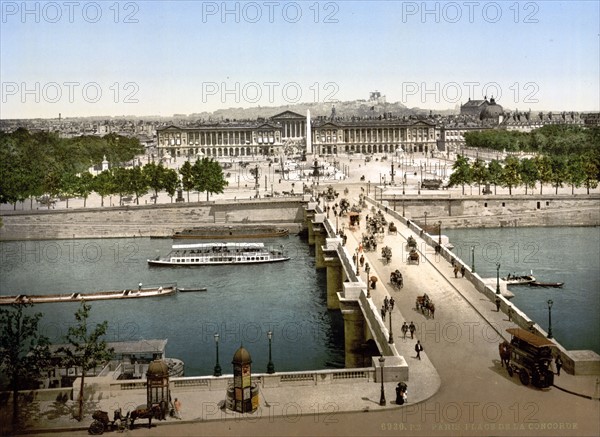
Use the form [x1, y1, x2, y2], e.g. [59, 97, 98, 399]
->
[388, 222, 397, 235]
[407, 248, 420, 264]
[390, 269, 403, 289]
[407, 236, 417, 249]
[362, 234, 378, 252]
[415, 293, 435, 318]
[88, 404, 165, 434]
[88, 409, 129, 434]
[381, 246, 392, 264]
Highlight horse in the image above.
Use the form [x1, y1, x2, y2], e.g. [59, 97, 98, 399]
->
[499, 341, 511, 368]
[129, 404, 163, 429]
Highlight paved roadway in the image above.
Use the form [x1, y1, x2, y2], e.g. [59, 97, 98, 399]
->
[20, 188, 600, 437]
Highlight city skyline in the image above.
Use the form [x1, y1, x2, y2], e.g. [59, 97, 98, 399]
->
[1, 1, 598, 119]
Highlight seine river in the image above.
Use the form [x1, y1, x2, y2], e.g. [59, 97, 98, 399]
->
[444, 227, 600, 354]
[0, 236, 345, 376]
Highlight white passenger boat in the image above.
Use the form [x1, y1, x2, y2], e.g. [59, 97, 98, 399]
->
[147, 242, 289, 266]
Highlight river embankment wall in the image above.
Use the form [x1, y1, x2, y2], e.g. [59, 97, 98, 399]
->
[383, 194, 600, 228]
[0, 198, 306, 241]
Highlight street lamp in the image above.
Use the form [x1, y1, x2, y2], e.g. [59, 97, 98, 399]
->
[213, 333, 222, 377]
[356, 248, 360, 276]
[496, 263, 501, 295]
[267, 330, 275, 373]
[547, 300, 554, 339]
[471, 246, 475, 273]
[379, 356, 386, 406]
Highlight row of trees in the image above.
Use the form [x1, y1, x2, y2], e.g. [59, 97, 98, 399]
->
[463, 125, 600, 156]
[2, 157, 228, 209]
[0, 303, 112, 427]
[0, 129, 143, 208]
[448, 153, 599, 195]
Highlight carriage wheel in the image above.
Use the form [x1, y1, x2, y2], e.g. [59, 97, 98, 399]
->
[88, 420, 105, 435]
[507, 366, 514, 377]
[519, 369, 530, 386]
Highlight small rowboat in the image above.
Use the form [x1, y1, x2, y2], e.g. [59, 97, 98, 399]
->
[529, 281, 564, 288]
[177, 287, 208, 292]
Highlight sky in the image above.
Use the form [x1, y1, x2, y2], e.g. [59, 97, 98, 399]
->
[1, 0, 598, 118]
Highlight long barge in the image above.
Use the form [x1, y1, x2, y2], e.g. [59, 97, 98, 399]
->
[173, 225, 289, 239]
[0, 285, 176, 305]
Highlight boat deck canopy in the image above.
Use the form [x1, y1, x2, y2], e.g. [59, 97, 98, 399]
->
[172, 242, 265, 250]
[506, 328, 555, 348]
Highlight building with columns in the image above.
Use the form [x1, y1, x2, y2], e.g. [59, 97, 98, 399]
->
[311, 118, 437, 155]
[156, 111, 306, 159]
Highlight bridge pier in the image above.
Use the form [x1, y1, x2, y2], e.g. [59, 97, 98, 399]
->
[303, 201, 318, 245]
[322, 238, 344, 310]
[339, 283, 369, 368]
[312, 214, 327, 269]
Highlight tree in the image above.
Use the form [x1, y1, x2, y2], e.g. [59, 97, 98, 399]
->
[93, 170, 114, 207]
[163, 168, 179, 203]
[143, 162, 165, 204]
[0, 304, 51, 427]
[111, 167, 133, 206]
[500, 156, 521, 195]
[58, 303, 114, 422]
[487, 160, 503, 195]
[550, 156, 568, 194]
[534, 155, 553, 195]
[565, 155, 586, 195]
[471, 159, 488, 195]
[582, 155, 599, 194]
[519, 158, 538, 195]
[129, 166, 149, 205]
[59, 172, 80, 208]
[179, 161, 194, 202]
[447, 155, 471, 195]
[200, 158, 228, 201]
[77, 172, 95, 208]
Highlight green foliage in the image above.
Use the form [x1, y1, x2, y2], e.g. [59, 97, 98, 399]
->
[163, 168, 180, 201]
[58, 303, 114, 422]
[129, 166, 149, 205]
[192, 158, 228, 201]
[519, 158, 538, 194]
[448, 155, 472, 194]
[0, 304, 51, 426]
[500, 156, 521, 195]
[179, 161, 194, 202]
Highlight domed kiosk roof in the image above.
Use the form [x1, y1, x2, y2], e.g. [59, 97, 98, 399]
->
[232, 345, 252, 365]
[146, 359, 170, 377]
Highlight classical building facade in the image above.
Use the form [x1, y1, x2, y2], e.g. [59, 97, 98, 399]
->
[157, 111, 438, 158]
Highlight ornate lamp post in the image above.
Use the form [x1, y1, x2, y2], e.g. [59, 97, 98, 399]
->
[390, 161, 395, 184]
[213, 333, 222, 377]
[471, 246, 475, 273]
[379, 356, 386, 406]
[496, 262, 501, 295]
[267, 330, 275, 373]
[547, 300, 554, 339]
[438, 221, 442, 247]
[355, 248, 360, 276]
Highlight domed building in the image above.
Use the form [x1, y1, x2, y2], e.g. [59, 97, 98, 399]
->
[479, 97, 504, 124]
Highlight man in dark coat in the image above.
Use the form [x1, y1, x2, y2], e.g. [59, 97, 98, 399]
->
[415, 341, 423, 360]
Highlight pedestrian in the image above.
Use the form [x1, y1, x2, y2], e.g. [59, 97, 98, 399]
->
[365, 263, 370, 276]
[409, 322, 416, 339]
[401, 322, 408, 339]
[360, 254, 365, 267]
[381, 305, 386, 320]
[384, 296, 389, 311]
[460, 266, 466, 277]
[508, 306, 514, 322]
[389, 297, 395, 311]
[174, 397, 182, 419]
[415, 340, 423, 360]
[138, 282, 142, 291]
[453, 265, 459, 278]
[495, 296, 501, 312]
[555, 355, 563, 376]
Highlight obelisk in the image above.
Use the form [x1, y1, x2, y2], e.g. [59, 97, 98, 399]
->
[306, 109, 312, 155]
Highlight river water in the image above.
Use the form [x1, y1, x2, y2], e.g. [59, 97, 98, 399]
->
[0, 236, 345, 376]
[444, 227, 600, 354]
